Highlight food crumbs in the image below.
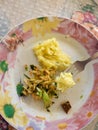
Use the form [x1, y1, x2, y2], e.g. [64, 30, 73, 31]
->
[76, 77, 80, 82]
[80, 95, 83, 99]
[24, 64, 28, 71]
[36, 116, 46, 120]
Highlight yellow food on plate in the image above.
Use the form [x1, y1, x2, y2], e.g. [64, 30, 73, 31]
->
[18, 38, 75, 111]
[33, 38, 71, 71]
[56, 72, 75, 92]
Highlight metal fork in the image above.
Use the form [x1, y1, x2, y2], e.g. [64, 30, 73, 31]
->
[65, 52, 98, 76]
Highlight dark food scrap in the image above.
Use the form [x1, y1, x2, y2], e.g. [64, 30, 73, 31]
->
[61, 101, 71, 114]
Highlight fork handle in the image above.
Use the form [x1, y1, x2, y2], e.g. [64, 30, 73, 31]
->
[91, 52, 98, 60]
[83, 52, 98, 65]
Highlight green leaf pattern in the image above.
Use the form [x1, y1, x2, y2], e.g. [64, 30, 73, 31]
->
[82, 4, 95, 13]
[0, 60, 8, 72]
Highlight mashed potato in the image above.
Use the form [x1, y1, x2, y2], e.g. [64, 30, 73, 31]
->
[33, 38, 71, 71]
[56, 72, 75, 92]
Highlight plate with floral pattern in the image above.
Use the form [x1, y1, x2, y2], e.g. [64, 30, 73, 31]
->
[0, 17, 98, 130]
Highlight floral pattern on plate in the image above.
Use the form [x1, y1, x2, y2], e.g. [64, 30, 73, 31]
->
[72, 11, 98, 39]
[0, 17, 98, 130]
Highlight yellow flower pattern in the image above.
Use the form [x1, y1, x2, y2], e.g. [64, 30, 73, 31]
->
[23, 17, 61, 36]
[0, 92, 28, 127]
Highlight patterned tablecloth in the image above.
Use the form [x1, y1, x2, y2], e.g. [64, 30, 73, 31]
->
[0, 0, 98, 130]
